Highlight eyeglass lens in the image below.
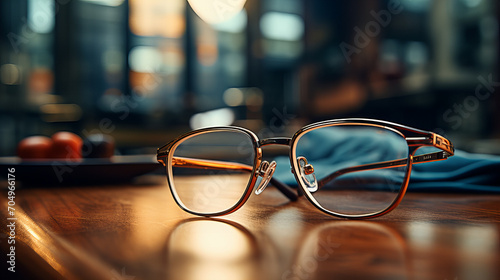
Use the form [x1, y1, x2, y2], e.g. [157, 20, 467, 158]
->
[169, 130, 256, 214]
[294, 125, 410, 216]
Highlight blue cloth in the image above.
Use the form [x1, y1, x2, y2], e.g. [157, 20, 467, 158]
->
[273, 130, 500, 193]
[408, 150, 500, 192]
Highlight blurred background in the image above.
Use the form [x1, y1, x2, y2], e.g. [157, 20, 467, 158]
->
[0, 0, 499, 156]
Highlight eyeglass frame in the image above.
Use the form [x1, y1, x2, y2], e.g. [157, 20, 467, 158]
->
[157, 118, 455, 219]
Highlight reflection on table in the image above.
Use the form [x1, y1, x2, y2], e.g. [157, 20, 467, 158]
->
[1, 175, 499, 280]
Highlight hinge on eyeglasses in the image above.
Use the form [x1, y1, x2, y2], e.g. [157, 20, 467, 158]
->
[433, 133, 455, 155]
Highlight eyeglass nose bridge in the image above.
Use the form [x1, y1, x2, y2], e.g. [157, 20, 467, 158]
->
[255, 160, 277, 195]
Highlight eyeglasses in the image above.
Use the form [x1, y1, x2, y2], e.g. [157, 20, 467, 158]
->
[157, 118, 454, 219]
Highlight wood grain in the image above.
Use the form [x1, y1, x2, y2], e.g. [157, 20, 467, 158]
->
[1, 175, 500, 280]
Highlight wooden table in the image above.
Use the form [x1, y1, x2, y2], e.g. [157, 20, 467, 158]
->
[1, 175, 499, 280]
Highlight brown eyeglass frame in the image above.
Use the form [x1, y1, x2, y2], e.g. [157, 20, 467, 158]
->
[157, 118, 454, 219]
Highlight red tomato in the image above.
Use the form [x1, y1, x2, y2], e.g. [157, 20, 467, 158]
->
[50, 132, 83, 160]
[17, 136, 53, 159]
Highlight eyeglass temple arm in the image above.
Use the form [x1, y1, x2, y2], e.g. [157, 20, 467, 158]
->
[165, 156, 298, 201]
[316, 151, 450, 188]
[317, 134, 455, 188]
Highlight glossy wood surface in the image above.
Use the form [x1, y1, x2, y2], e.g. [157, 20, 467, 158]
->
[1, 175, 500, 280]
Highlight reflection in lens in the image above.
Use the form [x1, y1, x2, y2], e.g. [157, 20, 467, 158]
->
[295, 125, 409, 216]
[170, 130, 255, 214]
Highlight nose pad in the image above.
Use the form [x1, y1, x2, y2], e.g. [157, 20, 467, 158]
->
[297, 156, 318, 192]
[255, 160, 277, 195]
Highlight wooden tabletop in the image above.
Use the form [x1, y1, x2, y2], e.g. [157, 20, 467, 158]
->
[1, 175, 500, 280]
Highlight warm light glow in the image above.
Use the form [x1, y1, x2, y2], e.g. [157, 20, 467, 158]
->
[170, 221, 253, 261]
[129, 0, 185, 37]
[223, 88, 245, 107]
[40, 104, 83, 122]
[456, 224, 497, 279]
[458, 225, 497, 253]
[188, 0, 246, 24]
[167, 220, 260, 280]
[196, 43, 219, 66]
[407, 221, 435, 247]
[222, 87, 263, 108]
[194, 19, 219, 66]
[160, 43, 185, 70]
[129, 71, 159, 95]
[13, 209, 68, 278]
